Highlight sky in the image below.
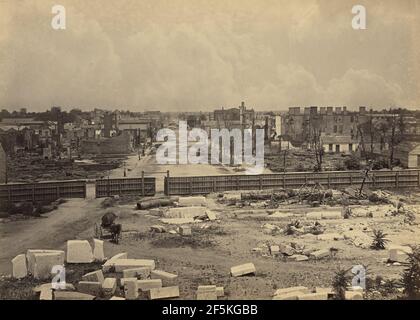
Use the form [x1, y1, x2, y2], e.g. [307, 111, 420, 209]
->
[0, 0, 419, 112]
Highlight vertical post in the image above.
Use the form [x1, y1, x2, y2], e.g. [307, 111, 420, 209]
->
[418, 170, 420, 187]
[32, 183, 35, 202]
[327, 173, 331, 189]
[166, 170, 170, 196]
[189, 179, 193, 195]
[350, 174, 353, 185]
[396, 171, 399, 188]
[283, 174, 286, 189]
[259, 176, 262, 190]
[56, 186, 60, 199]
[212, 179, 216, 193]
[107, 176, 110, 197]
[141, 171, 145, 196]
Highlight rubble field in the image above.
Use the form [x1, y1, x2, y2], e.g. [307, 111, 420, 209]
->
[0, 187, 419, 300]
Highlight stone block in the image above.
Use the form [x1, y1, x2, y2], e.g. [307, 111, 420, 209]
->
[269, 245, 280, 255]
[26, 249, 64, 275]
[297, 292, 329, 300]
[102, 278, 117, 296]
[216, 287, 224, 297]
[345, 291, 363, 300]
[306, 212, 322, 220]
[309, 249, 330, 259]
[197, 285, 217, 293]
[321, 211, 342, 219]
[124, 279, 139, 300]
[77, 281, 102, 296]
[230, 263, 256, 277]
[148, 286, 180, 300]
[138, 279, 163, 291]
[82, 270, 104, 284]
[66, 240, 93, 263]
[289, 254, 309, 261]
[39, 288, 53, 300]
[109, 296, 125, 300]
[102, 252, 128, 272]
[93, 239, 105, 262]
[206, 211, 217, 221]
[196, 291, 218, 300]
[179, 226, 192, 236]
[273, 286, 310, 296]
[114, 259, 155, 272]
[123, 267, 151, 279]
[151, 270, 178, 281]
[178, 196, 207, 207]
[32, 252, 65, 280]
[388, 245, 412, 263]
[165, 207, 207, 219]
[272, 292, 300, 300]
[12, 254, 27, 279]
[54, 291, 95, 300]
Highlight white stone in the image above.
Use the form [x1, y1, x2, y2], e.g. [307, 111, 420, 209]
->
[138, 279, 163, 291]
[26, 250, 65, 275]
[230, 263, 256, 277]
[32, 252, 65, 280]
[102, 278, 117, 296]
[102, 252, 127, 272]
[178, 196, 207, 207]
[151, 270, 178, 281]
[12, 254, 27, 279]
[274, 286, 310, 296]
[77, 281, 102, 296]
[123, 267, 151, 279]
[93, 239, 105, 262]
[148, 286, 179, 300]
[66, 240, 93, 263]
[165, 206, 207, 219]
[113, 259, 155, 272]
[124, 279, 139, 300]
[82, 270, 104, 284]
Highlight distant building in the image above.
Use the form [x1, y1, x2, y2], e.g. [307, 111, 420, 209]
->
[321, 135, 359, 154]
[394, 142, 420, 168]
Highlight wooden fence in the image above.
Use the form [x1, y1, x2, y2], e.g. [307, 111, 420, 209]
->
[164, 169, 420, 196]
[0, 180, 86, 203]
[95, 177, 156, 198]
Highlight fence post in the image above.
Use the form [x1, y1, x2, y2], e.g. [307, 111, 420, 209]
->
[141, 171, 145, 196]
[212, 179, 216, 193]
[56, 186, 60, 199]
[350, 173, 353, 185]
[166, 170, 170, 196]
[327, 173, 330, 189]
[283, 174, 285, 189]
[418, 170, 420, 187]
[396, 171, 399, 188]
[189, 179, 193, 195]
[259, 176, 262, 190]
[32, 183, 35, 202]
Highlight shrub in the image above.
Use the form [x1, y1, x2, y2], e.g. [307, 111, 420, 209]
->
[344, 156, 361, 170]
[331, 268, 351, 300]
[400, 246, 420, 299]
[370, 230, 389, 250]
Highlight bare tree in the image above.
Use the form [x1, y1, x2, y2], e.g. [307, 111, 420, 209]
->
[310, 127, 324, 172]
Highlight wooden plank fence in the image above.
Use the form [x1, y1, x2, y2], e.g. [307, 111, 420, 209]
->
[95, 177, 155, 198]
[164, 169, 420, 196]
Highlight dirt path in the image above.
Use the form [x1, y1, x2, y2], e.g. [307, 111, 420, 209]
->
[0, 198, 105, 275]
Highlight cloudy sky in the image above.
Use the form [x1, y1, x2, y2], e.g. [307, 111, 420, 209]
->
[0, 0, 419, 111]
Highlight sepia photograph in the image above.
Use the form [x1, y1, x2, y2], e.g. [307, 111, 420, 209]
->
[0, 0, 419, 305]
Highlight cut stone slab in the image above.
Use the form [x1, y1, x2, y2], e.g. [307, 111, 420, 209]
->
[298, 292, 329, 300]
[109, 296, 125, 300]
[178, 196, 207, 207]
[165, 206, 207, 219]
[138, 279, 163, 291]
[197, 285, 217, 293]
[32, 252, 65, 280]
[206, 211, 217, 221]
[119, 277, 137, 287]
[230, 263, 256, 277]
[93, 239, 105, 262]
[269, 245, 280, 255]
[317, 233, 344, 241]
[306, 212, 322, 220]
[123, 267, 151, 279]
[82, 270, 104, 284]
[179, 226, 192, 236]
[388, 245, 412, 263]
[270, 211, 294, 218]
[54, 291, 95, 300]
[113, 259, 156, 272]
[321, 211, 342, 219]
[148, 286, 180, 300]
[216, 287, 224, 297]
[273, 286, 310, 297]
[40, 288, 53, 300]
[345, 291, 363, 300]
[26, 249, 65, 275]
[160, 218, 197, 225]
[151, 270, 178, 281]
[66, 240, 93, 263]
[279, 244, 295, 256]
[124, 279, 139, 300]
[289, 254, 309, 261]
[310, 249, 330, 259]
[102, 278, 117, 296]
[102, 252, 128, 272]
[150, 225, 167, 233]
[12, 254, 27, 279]
[78, 281, 102, 296]
[272, 292, 300, 300]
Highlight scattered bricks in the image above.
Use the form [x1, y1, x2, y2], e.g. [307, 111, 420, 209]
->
[269, 245, 280, 255]
[274, 286, 310, 297]
[82, 270, 105, 284]
[102, 278, 117, 296]
[12, 254, 27, 279]
[114, 259, 156, 272]
[39, 288, 53, 300]
[216, 287, 224, 297]
[309, 249, 330, 260]
[230, 263, 256, 277]
[77, 281, 102, 296]
[179, 226, 192, 236]
[138, 279, 163, 291]
[151, 270, 178, 282]
[148, 286, 180, 300]
[345, 291, 363, 300]
[26, 249, 65, 275]
[388, 245, 413, 263]
[102, 252, 128, 272]
[124, 279, 139, 300]
[306, 212, 322, 220]
[32, 252, 65, 280]
[93, 239, 105, 262]
[54, 291, 95, 300]
[165, 206, 207, 219]
[178, 196, 207, 207]
[123, 267, 151, 279]
[109, 296, 125, 300]
[66, 240, 93, 263]
[317, 233, 344, 241]
[321, 211, 342, 219]
[289, 254, 309, 261]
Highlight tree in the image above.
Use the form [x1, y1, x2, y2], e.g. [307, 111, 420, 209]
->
[310, 127, 324, 172]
